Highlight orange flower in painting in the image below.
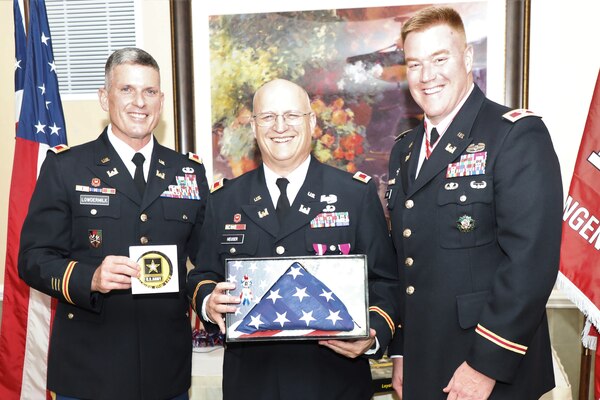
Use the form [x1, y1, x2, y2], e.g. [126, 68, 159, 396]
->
[311, 98, 327, 115]
[340, 133, 363, 151]
[332, 147, 345, 160]
[310, 97, 368, 172]
[320, 133, 336, 148]
[332, 97, 345, 110]
[331, 109, 348, 126]
[312, 125, 323, 139]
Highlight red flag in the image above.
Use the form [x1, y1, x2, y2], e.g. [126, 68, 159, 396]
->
[558, 69, 600, 399]
[0, 1, 67, 398]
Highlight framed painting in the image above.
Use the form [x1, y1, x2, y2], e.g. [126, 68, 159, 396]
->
[224, 255, 369, 342]
[191, 0, 522, 207]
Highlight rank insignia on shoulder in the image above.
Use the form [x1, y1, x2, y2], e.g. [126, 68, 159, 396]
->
[502, 108, 541, 123]
[188, 152, 203, 164]
[50, 144, 69, 154]
[353, 171, 371, 183]
[211, 178, 225, 193]
[395, 129, 412, 142]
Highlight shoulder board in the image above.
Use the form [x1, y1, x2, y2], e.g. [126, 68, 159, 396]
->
[188, 152, 203, 164]
[395, 129, 412, 142]
[502, 108, 541, 123]
[49, 144, 70, 154]
[210, 178, 225, 193]
[353, 171, 371, 184]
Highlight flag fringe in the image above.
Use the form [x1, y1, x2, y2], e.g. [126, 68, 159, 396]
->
[557, 272, 600, 329]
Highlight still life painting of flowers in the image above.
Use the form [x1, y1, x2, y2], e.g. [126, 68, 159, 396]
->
[209, 2, 488, 205]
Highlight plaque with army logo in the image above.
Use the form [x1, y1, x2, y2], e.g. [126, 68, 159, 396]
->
[130, 244, 179, 294]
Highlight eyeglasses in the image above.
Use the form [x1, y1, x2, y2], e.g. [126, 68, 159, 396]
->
[252, 111, 312, 127]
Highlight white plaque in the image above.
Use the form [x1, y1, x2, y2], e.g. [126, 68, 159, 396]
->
[129, 244, 179, 294]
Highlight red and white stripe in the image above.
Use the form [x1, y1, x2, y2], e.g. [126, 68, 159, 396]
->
[0, 1, 53, 398]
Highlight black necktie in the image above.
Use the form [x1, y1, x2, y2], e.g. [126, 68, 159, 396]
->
[276, 178, 290, 224]
[430, 127, 440, 145]
[132, 153, 146, 196]
[425, 127, 440, 159]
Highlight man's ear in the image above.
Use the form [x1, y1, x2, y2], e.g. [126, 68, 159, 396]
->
[309, 112, 317, 132]
[98, 87, 109, 112]
[464, 45, 474, 74]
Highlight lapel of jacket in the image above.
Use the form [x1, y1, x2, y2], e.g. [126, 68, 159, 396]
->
[407, 86, 486, 198]
[405, 126, 424, 193]
[277, 158, 324, 240]
[141, 142, 177, 211]
[240, 166, 279, 238]
[88, 129, 141, 205]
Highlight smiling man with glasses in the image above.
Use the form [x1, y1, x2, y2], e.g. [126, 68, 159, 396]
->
[187, 78, 402, 400]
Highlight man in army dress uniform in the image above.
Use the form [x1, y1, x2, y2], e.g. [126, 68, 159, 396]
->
[18, 48, 208, 400]
[386, 7, 563, 400]
[187, 78, 401, 400]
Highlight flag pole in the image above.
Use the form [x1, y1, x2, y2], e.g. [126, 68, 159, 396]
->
[23, 0, 29, 34]
[578, 341, 591, 400]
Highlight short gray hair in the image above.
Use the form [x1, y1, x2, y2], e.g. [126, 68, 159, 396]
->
[104, 47, 160, 88]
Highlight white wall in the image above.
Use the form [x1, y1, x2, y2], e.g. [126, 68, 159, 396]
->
[529, 1, 600, 193]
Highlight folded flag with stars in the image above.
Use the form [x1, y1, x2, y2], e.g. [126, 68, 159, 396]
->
[235, 262, 356, 336]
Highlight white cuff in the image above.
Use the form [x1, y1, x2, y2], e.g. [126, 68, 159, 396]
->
[364, 337, 380, 355]
[201, 294, 215, 324]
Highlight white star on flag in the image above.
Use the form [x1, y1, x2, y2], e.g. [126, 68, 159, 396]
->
[267, 289, 282, 304]
[248, 314, 264, 330]
[273, 312, 290, 327]
[326, 310, 343, 326]
[292, 287, 309, 302]
[319, 289, 334, 302]
[41, 32, 49, 45]
[232, 260, 243, 270]
[287, 266, 304, 279]
[299, 310, 316, 326]
[38, 84, 45, 95]
[227, 274, 237, 283]
[34, 121, 46, 134]
[49, 123, 61, 135]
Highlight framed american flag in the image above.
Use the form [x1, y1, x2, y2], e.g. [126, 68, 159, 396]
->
[224, 255, 369, 342]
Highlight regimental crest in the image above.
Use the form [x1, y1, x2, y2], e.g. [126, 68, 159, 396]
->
[457, 215, 476, 233]
[88, 229, 102, 248]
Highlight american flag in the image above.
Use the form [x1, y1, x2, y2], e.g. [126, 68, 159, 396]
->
[233, 263, 357, 338]
[0, 1, 67, 398]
